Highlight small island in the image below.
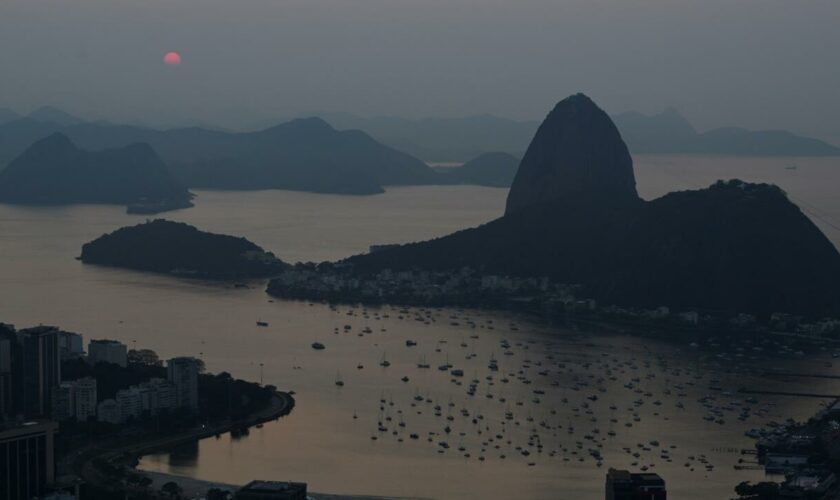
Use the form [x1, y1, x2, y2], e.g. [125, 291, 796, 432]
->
[80, 219, 287, 279]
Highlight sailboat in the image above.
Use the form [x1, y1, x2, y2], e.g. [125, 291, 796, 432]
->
[380, 352, 391, 367]
[417, 354, 430, 369]
[335, 371, 344, 387]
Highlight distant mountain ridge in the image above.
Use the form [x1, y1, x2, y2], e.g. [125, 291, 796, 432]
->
[336, 94, 840, 318]
[316, 112, 539, 163]
[0, 115, 441, 195]
[612, 109, 840, 157]
[320, 109, 839, 160]
[0, 133, 192, 213]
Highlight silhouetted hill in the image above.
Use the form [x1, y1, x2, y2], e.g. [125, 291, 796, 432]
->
[613, 109, 840, 156]
[436, 152, 520, 187]
[507, 94, 639, 214]
[81, 219, 287, 279]
[0, 117, 441, 195]
[611, 108, 697, 154]
[0, 133, 192, 213]
[338, 94, 840, 318]
[693, 127, 840, 156]
[170, 117, 439, 193]
[321, 109, 839, 160]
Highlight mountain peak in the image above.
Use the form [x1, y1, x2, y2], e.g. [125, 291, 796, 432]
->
[28, 132, 77, 155]
[505, 93, 638, 215]
[281, 116, 334, 133]
[28, 106, 83, 126]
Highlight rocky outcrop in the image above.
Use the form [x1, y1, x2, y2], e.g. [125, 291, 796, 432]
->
[505, 93, 639, 214]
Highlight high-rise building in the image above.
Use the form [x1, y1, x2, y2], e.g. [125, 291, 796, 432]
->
[606, 468, 667, 500]
[18, 327, 61, 419]
[139, 378, 177, 415]
[73, 377, 97, 422]
[167, 357, 200, 411]
[52, 383, 75, 421]
[0, 325, 16, 420]
[88, 339, 127, 367]
[57, 332, 83, 360]
[115, 388, 143, 422]
[0, 420, 58, 500]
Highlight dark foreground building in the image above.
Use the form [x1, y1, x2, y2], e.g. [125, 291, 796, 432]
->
[606, 468, 667, 500]
[234, 480, 307, 500]
[0, 420, 58, 500]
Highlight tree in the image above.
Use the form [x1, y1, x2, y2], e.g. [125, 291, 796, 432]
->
[160, 481, 183, 499]
[206, 488, 231, 500]
[734, 481, 781, 500]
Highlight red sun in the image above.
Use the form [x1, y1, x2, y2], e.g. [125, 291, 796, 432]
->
[163, 51, 182, 66]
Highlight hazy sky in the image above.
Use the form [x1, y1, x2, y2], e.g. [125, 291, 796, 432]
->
[2, 0, 839, 143]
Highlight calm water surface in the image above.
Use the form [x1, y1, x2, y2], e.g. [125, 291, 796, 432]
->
[1, 156, 839, 499]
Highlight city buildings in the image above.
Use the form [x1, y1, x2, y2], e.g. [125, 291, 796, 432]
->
[57, 332, 83, 360]
[72, 377, 97, 422]
[0, 420, 58, 500]
[115, 387, 144, 422]
[53, 377, 97, 422]
[88, 339, 127, 367]
[97, 378, 178, 424]
[167, 357, 200, 411]
[234, 481, 308, 500]
[605, 468, 667, 500]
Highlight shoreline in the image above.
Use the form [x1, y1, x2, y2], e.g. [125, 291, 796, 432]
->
[67, 391, 295, 497]
[141, 471, 431, 500]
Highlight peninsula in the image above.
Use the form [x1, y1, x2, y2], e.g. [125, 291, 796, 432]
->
[267, 94, 840, 320]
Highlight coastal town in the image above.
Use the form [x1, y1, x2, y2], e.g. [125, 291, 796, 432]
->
[736, 399, 840, 499]
[267, 260, 840, 339]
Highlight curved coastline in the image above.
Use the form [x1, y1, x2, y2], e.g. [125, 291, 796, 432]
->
[67, 391, 295, 497]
